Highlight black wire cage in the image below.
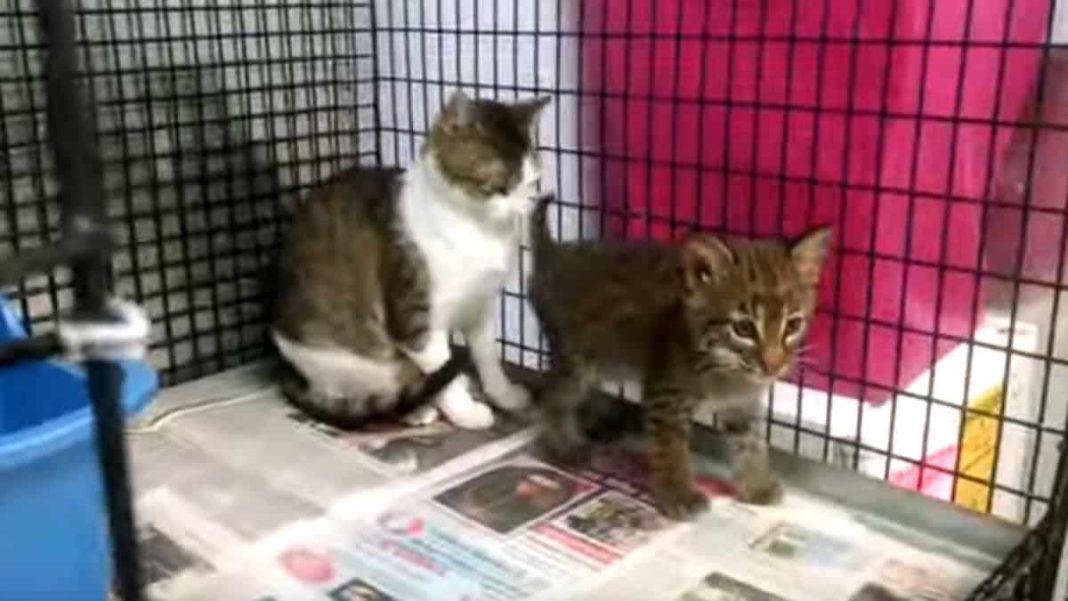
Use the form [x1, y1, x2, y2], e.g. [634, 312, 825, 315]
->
[2, 0, 1068, 599]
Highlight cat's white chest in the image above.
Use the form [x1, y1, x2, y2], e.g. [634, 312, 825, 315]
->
[399, 170, 520, 328]
[424, 219, 513, 323]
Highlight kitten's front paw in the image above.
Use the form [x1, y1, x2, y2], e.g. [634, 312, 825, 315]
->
[735, 472, 783, 506]
[653, 482, 710, 521]
[487, 381, 532, 412]
[437, 380, 496, 430]
[537, 410, 591, 465]
[538, 432, 592, 466]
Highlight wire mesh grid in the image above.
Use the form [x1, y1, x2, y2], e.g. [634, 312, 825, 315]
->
[0, 0, 377, 384]
[373, 0, 1068, 537]
[378, 0, 1068, 535]
[1, 0, 1068, 596]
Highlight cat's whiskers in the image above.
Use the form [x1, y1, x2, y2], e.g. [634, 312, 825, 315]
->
[790, 357, 820, 374]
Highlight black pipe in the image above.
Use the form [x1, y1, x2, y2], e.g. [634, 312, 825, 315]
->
[33, 1, 143, 600]
[0, 333, 61, 367]
[0, 229, 113, 288]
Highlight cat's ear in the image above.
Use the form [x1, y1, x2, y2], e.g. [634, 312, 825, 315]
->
[513, 95, 551, 126]
[441, 89, 477, 130]
[790, 226, 831, 285]
[682, 235, 734, 291]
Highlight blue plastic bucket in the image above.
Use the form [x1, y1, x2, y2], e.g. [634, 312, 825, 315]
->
[0, 300, 157, 601]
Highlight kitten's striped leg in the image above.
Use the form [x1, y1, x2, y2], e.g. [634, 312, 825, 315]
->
[644, 382, 709, 520]
[720, 409, 782, 505]
[537, 363, 592, 464]
[578, 395, 642, 443]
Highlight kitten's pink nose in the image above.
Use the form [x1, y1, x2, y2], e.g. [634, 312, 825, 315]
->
[761, 348, 786, 376]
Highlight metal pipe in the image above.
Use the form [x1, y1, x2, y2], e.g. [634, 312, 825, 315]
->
[33, 0, 143, 599]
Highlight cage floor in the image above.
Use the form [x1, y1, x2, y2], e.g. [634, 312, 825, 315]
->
[126, 365, 1024, 601]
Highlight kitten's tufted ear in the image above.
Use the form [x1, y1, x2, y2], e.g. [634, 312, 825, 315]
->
[790, 226, 831, 285]
[682, 234, 734, 291]
[441, 89, 477, 130]
[512, 95, 551, 126]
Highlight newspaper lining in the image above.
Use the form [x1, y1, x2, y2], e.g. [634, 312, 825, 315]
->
[128, 373, 999, 601]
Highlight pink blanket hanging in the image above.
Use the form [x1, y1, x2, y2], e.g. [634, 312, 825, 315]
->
[580, 0, 1051, 402]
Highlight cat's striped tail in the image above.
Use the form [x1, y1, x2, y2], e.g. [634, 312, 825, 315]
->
[530, 193, 556, 265]
[278, 347, 472, 430]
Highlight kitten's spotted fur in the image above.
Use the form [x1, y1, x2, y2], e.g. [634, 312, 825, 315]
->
[272, 90, 549, 429]
[530, 196, 830, 519]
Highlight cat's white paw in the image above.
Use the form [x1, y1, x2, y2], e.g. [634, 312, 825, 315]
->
[401, 404, 440, 427]
[437, 381, 495, 430]
[487, 381, 532, 412]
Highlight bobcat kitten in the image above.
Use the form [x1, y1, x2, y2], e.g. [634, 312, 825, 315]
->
[530, 196, 829, 519]
[272, 90, 549, 430]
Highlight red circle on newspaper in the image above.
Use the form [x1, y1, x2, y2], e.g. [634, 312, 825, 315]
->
[278, 547, 334, 583]
[377, 511, 425, 537]
[696, 475, 738, 498]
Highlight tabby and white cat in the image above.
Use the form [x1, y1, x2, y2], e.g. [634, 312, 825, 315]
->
[529, 196, 829, 519]
[272, 90, 549, 429]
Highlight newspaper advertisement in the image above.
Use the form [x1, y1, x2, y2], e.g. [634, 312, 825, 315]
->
[670, 550, 983, 601]
[158, 447, 691, 601]
[659, 498, 989, 601]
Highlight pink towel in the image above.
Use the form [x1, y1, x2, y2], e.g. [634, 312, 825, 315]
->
[581, 0, 1051, 402]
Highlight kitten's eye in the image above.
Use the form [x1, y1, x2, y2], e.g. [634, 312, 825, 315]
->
[731, 320, 757, 339]
[784, 316, 805, 338]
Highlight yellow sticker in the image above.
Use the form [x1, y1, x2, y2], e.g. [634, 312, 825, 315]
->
[954, 385, 1002, 512]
